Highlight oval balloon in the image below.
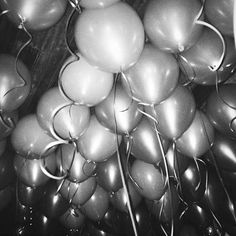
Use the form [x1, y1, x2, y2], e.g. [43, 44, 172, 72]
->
[74, 2, 144, 73]
[14, 152, 57, 187]
[95, 82, 143, 134]
[176, 110, 214, 158]
[131, 160, 165, 200]
[206, 84, 236, 138]
[81, 185, 109, 221]
[59, 54, 114, 106]
[144, 0, 203, 53]
[179, 29, 236, 85]
[56, 144, 96, 183]
[0, 0, 67, 30]
[80, 0, 120, 9]
[11, 114, 57, 159]
[146, 85, 196, 140]
[205, 0, 234, 36]
[126, 117, 169, 164]
[59, 177, 97, 206]
[77, 115, 122, 162]
[0, 54, 31, 111]
[122, 43, 179, 105]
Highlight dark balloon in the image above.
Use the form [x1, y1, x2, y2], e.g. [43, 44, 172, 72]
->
[0, 185, 14, 211]
[0, 139, 6, 157]
[179, 224, 199, 236]
[0, 54, 31, 111]
[81, 185, 109, 222]
[0, 0, 67, 30]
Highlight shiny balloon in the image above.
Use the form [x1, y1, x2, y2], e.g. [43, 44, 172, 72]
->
[176, 110, 214, 158]
[81, 185, 109, 221]
[80, 0, 120, 9]
[11, 114, 57, 158]
[96, 152, 122, 192]
[131, 160, 165, 200]
[77, 115, 122, 162]
[205, 0, 234, 36]
[179, 29, 236, 85]
[74, 2, 144, 73]
[122, 43, 179, 105]
[56, 144, 96, 182]
[146, 85, 196, 140]
[60, 54, 114, 106]
[95, 82, 143, 134]
[14, 152, 57, 187]
[0, 0, 67, 30]
[206, 84, 236, 138]
[144, 0, 203, 53]
[0, 54, 31, 111]
[126, 117, 169, 164]
[59, 177, 97, 206]
[110, 180, 142, 212]
[0, 139, 6, 157]
[212, 132, 236, 172]
[181, 160, 206, 202]
[59, 207, 85, 230]
[0, 186, 14, 211]
[18, 182, 44, 206]
[0, 110, 18, 140]
[39, 181, 69, 219]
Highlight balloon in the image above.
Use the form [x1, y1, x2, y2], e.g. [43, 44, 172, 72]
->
[96, 152, 123, 192]
[0, 54, 31, 111]
[74, 2, 144, 73]
[146, 182, 180, 222]
[0, 186, 13, 211]
[81, 185, 109, 221]
[212, 132, 236, 172]
[131, 160, 165, 200]
[146, 85, 196, 140]
[39, 181, 69, 219]
[14, 152, 57, 187]
[206, 84, 236, 138]
[11, 114, 57, 158]
[179, 224, 199, 236]
[0, 139, 6, 157]
[179, 29, 236, 85]
[181, 160, 206, 202]
[0, 110, 18, 140]
[18, 182, 44, 206]
[59, 177, 97, 206]
[125, 117, 169, 164]
[56, 144, 96, 183]
[80, 0, 120, 9]
[122, 43, 179, 105]
[110, 180, 142, 212]
[0, 0, 67, 30]
[95, 82, 143, 134]
[77, 115, 122, 162]
[86, 222, 117, 236]
[205, 0, 234, 36]
[143, 0, 203, 53]
[59, 54, 114, 106]
[176, 110, 214, 158]
[59, 207, 85, 230]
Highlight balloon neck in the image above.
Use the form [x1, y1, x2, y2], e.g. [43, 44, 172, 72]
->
[178, 45, 185, 52]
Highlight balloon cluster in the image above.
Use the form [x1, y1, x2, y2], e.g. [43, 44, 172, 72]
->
[0, 0, 236, 235]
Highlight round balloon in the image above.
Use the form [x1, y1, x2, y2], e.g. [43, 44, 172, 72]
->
[11, 114, 57, 158]
[74, 2, 144, 73]
[0, 54, 31, 111]
[131, 160, 165, 200]
[95, 82, 143, 134]
[0, 0, 67, 30]
[14, 152, 57, 187]
[77, 115, 122, 162]
[144, 0, 203, 53]
[80, 0, 120, 9]
[146, 85, 196, 140]
[122, 43, 179, 105]
[205, 0, 234, 36]
[59, 54, 114, 106]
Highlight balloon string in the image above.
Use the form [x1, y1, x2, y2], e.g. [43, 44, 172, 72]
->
[68, 0, 82, 13]
[152, 106, 174, 236]
[113, 73, 139, 236]
[194, 0, 205, 22]
[199, 112, 236, 223]
[195, 20, 225, 72]
[193, 157, 202, 191]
